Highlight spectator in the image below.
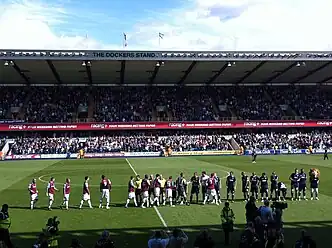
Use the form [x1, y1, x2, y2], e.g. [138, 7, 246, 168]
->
[147, 230, 169, 248]
[245, 196, 258, 223]
[94, 230, 115, 248]
[193, 229, 215, 248]
[168, 228, 188, 248]
[295, 230, 316, 248]
[258, 200, 274, 224]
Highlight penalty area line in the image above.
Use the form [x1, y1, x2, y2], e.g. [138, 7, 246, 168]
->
[125, 158, 168, 228]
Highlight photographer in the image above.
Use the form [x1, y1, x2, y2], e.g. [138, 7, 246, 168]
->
[265, 202, 287, 248]
[0, 204, 13, 248]
[245, 196, 258, 223]
[221, 202, 235, 245]
[42, 217, 60, 248]
[148, 230, 169, 248]
[193, 229, 215, 248]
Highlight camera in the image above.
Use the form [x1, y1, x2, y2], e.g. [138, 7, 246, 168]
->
[271, 201, 288, 210]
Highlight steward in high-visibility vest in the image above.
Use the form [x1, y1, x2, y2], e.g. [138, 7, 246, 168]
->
[0, 204, 13, 248]
[220, 202, 235, 246]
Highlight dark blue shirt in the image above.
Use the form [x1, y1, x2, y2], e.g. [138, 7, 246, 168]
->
[214, 176, 220, 189]
[242, 175, 249, 188]
[299, 173, 307, 185]
[226, 176, 236, 187]
[250, 175, 259, 187]
[270, 175, 278, 186]
[290, 173, 300, 185]
[259, 176, 268, 188]
[310, 178, 319, 188]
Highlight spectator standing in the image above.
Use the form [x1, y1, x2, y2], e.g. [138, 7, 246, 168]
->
[220, 201, 235, 245]
[168, 228, 188, 248]
[193, 229, 215, 248]
[147, 230, 169, 248]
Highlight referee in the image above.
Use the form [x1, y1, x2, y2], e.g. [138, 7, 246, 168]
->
[252, 149, 257, 163]
[324, 149, 329, 160]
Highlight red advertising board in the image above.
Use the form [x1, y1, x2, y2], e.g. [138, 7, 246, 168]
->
[1, 120, 332, 131]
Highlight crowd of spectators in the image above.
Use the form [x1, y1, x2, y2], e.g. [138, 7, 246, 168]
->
[0, 87, 28, 120]
[234, 131, 332, 150]
[7, 131, 332, 155]
[9, 134, 232, 154]
[268, 86, 332, 119]
[1, 86, 332, 122]
[94, 87, 153, 122]
[24, 87, 89, 123]
[10, 137, 79, 155]
[221, 87, 285, 120]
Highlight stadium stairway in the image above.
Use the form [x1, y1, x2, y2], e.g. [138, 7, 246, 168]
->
[87, 87, 95, 121]
[263, 88, 297, 117]
[17, 88, 33, 120]
[208, 87, 234, 120]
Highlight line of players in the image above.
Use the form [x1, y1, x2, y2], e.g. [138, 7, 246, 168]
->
[127, 168, 320, 208]
[28, 175, 112, 210]
[27, 168, 320, 210]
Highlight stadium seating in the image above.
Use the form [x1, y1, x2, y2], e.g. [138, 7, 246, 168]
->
[25, 87, 89, 122]
[233, 131, 332, 150]
[9, 134, 232, 155]
[1, 86, 332, 122]
[6, 131, 332, 155]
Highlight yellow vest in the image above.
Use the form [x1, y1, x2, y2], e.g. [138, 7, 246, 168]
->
[221, 207, 234, 223]
[0, 214, 11, 229]
[135, 179, 142, 189]
[160, 179, 166, 188]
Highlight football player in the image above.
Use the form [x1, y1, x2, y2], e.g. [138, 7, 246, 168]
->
[28, 178, 38, 210]
[125, 176, 138, 208]
[79, 176, 93, 209]
[99, 175, 111, 209]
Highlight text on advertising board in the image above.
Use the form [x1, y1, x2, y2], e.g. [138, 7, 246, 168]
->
[93, 52, 157, 59]
[3, 120, 332, 131]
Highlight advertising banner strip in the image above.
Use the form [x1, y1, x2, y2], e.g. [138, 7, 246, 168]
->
[3, 120, 332, 131]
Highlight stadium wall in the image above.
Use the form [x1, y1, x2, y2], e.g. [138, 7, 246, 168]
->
[1, 149, 328, 160]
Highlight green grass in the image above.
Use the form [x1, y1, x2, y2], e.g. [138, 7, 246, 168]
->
[0, 155, 331, 247]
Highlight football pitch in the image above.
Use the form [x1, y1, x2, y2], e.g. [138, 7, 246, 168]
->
[0, 155, 331, 247]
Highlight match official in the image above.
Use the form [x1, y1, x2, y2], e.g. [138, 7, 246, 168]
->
[324, 149, 329, 160]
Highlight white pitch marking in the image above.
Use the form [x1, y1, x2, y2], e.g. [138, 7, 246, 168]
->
[125, 158, 168, 228]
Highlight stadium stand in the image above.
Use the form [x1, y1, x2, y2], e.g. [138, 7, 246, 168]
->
[234, 131, 332, 150]
[8, 133, 232, 154]
[2, 86, 332, 123]
[25, 87, 89, 123]
[7, 131, 332, 155]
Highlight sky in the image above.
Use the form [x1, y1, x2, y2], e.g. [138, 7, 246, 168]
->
[0, 0, 332, 51]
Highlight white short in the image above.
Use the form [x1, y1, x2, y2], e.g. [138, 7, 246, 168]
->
[101, 189, 110, 200]
[64, 194, 70, 201]
[142, 191, 149, 198]
[207, 189, 216, 196]
[48, 193, 54, 201]
[128, 192, 135, 199]
[166, 189, 173, 198]
[154, 187, 160, 197]
[83, 193, 91, 201]
[30, 193, 38, 201]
